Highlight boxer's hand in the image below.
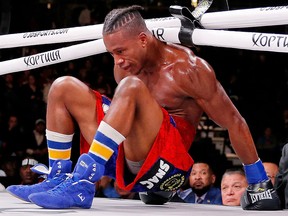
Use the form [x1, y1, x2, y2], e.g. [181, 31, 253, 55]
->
[241, 179, 282, 210]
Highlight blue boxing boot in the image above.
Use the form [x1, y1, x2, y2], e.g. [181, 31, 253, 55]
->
[6, 160, 72, 202]
[29, 153, 105, 209]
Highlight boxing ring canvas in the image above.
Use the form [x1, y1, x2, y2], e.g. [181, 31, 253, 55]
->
[1, 191, 287, 216]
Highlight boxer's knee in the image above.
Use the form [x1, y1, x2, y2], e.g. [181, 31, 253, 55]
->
[115, 76, 147, 99]
[48, 76, 82, 100]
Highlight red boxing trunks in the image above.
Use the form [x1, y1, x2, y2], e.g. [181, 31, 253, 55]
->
[80, 91, 107, 154]
[79, 91, 117, 178]
[116, 109, 196, 192]
[80, 91, 196, 192]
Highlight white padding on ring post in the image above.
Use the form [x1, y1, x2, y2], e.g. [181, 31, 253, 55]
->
[0, 39, 106, 75]
[192, 28, 288, 53]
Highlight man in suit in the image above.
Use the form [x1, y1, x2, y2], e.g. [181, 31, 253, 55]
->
[177, 162, 222, 204]
[275, 143, 288, 209]
[263, 162, 279, 185]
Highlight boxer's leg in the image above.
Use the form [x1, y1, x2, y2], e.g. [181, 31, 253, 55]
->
[29, 76, 164, 208]
[7, 76, 100, 202]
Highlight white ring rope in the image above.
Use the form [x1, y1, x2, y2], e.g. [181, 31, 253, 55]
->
[1, 27, 288, 75]
[0, 18, 177, 49]
[0, 39, 106, 75]
[0, 5, 288, 75]
[199, 5, 288, 29]
[0, 5, 288, 49]
[0, 24, 104, 49]
[153, 27, 288, 53]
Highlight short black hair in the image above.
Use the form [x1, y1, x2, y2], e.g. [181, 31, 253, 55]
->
[222, 168, 245, 177]
[192, 161, 215, 174]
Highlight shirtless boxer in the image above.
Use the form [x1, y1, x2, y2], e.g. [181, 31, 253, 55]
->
[7, 5, 281, 210]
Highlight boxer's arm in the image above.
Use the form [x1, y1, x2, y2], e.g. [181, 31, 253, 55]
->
[183, 57, 257, 164]
[182, 57, 281, 210]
